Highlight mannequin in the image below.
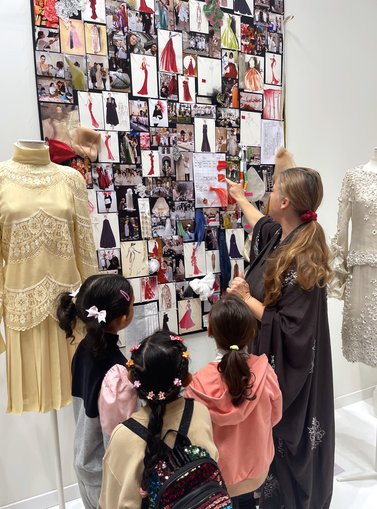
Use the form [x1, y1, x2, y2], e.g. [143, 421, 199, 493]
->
[329, 149, 377, 367]
[364, 147, 377, 172]
[0, 141, 97, 414]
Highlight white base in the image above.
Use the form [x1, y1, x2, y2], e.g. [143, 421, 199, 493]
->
[335, 385, 377, 410]
[0, 484, 80, 509]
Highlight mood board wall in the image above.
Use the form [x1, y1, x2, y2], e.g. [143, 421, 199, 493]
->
[31, 0, 285, 337]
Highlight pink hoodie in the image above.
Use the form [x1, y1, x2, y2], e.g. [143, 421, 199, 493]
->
[185, 354, 282, 496]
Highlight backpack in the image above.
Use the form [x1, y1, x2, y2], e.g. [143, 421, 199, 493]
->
[123, 398, 233, 509]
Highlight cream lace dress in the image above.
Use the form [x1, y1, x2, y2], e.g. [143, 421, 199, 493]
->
[329, 166, 377, 366]
[0, 145, 97, 413]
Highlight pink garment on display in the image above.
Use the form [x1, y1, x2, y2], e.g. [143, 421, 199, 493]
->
[105, 134, 115, 160]
[160, 36, 178, 73]
[148, 152, 155, 175]
[137, 62, 149, 95]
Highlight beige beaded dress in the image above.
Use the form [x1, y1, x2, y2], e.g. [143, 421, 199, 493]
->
[329, 166, 377, 366]
[0, 144, 97, 413]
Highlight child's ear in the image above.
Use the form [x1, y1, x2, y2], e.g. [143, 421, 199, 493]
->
[182, 372, 193, 387]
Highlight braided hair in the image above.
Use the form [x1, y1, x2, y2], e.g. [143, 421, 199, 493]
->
[128, 331, 189, 495]
[56, 274, 133, 358]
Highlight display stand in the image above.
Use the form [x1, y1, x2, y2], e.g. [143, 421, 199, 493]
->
[337, 387, 377, 482]
[51, 410, 66, 509]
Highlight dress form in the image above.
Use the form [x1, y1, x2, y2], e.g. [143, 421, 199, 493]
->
[364, 147, 377, 172]
[14, 140, 67, 508]
[335, 146, 377, 483]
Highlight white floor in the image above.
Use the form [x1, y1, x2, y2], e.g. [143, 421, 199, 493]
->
[50, 399, 377, 509]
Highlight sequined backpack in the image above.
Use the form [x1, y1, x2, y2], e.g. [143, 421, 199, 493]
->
[123, 398, 233, 509]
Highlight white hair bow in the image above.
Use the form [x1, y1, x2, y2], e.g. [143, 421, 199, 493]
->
[69, 286, 81, 298]
[86, 306, 107, 323]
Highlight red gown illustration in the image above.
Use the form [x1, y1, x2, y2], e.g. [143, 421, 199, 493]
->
[151, 241, 159, 258]
[182, 79, 192, 102]
[89, 0, 98, 19]
[168, 75, 178, 96]
[270, 56, 280, 85]
[97, 166, 107, 189]
[186, 58, 195, 76]
[139, 0, 154, 13]
[88, 98, 99, 128]
[143, 278, 155, 300]
[104, 134, 115, 160]
[179, 301, 195, 330]
[148, 151, 155, 175]
[137, 62, 148, 95]
[191, 247, 200, 275]
[224, 62, 238, 79]
[160, 36, 178, 73]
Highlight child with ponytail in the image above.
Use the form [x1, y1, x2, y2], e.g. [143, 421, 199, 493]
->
[185, 295, 282, 509]
[99, 330, 219, 509]
[57, 274, 138, 509]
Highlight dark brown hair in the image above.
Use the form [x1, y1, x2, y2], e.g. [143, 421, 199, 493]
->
[209, 295, 257, 406]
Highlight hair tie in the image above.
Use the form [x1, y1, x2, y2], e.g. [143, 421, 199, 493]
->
[86, 306, 107, 323]
[229, 345, 239, 351]
[300, 210, 317, 223]
[69, 286, 81, 299]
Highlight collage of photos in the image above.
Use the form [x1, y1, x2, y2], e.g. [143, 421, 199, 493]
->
[32, 0, 285, 335]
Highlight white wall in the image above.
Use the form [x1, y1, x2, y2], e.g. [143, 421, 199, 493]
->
[284, 0, 377, 398]
[0, 0, 376, 506]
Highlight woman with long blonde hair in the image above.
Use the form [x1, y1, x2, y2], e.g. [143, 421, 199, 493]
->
[226, 151, 334, 509]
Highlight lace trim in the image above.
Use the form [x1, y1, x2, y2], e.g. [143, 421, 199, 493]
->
[75, 213, 99, 265]
[2, 210, 75, 262]
[307, 417, 325, 450]
[4, 275, 81, 331]
[347, 250, 377, 267]
[0, 161, 88, 198]
[56, 0, 88, 22]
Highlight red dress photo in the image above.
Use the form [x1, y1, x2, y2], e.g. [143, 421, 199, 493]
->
[160, 37, 178, 73]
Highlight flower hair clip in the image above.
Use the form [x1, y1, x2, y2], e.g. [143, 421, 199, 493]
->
[126, 359, 135, 368]
[147, 391, 155, 400]
[170, 335, 184, 342]
[130, 344, 140, 353]
[173, 378, 182, 387]
[133, 380, 141, 389]
[182, 351, 190, 359]
[86, 306, 107, 323]
[158, 392, 166, 400]
[120, 289, 130, 301]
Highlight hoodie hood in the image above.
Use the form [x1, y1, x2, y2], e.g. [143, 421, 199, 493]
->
[186, 354, 270, 426]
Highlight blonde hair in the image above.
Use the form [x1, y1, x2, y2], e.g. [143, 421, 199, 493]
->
[264, 167, 332, 307]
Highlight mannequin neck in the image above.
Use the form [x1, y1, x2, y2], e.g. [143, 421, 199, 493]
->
[12, 142, 51, 165]
[364, 147, 377, 172]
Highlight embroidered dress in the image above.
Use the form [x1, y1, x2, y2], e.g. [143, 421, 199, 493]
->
[329, 166, 377, 366]
[245, 216, 335, 509]
[0, 145, 97, 413]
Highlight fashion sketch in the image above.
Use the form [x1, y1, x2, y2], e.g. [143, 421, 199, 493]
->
[160, 32, 179, 73]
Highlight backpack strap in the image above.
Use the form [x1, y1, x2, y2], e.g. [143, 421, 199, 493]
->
[123, 399, 194, 443]
[178, 398, 194, 437]
[123, 417, 149, 441]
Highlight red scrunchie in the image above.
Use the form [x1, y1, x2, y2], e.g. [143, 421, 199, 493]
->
[300, 210, 317, 223]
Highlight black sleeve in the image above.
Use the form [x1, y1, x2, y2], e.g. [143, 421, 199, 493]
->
[249, 215, 281, 264]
